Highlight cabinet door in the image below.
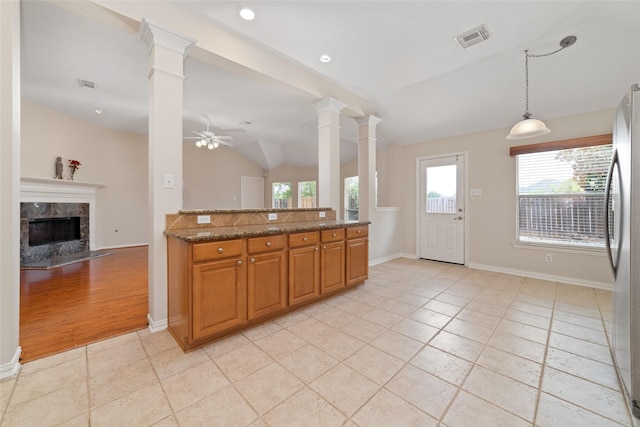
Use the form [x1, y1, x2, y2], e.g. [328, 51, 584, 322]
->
[346, 238, 368, 286]
[248, 251, 287, 320]
[289, 245, 320, 305]
[321, 240, 345, 294]
[192, 258, 246, 340]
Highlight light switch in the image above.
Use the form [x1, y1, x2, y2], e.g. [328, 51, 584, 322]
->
[470, 188, 482, 196]
[319, 211, 326, 218]
[163, 174, 175, 189]
[268, 213, 277, 220]
[197, 215, 211, 224]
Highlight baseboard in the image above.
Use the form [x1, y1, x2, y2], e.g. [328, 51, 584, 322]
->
[98, 243, 148, 250]
[0, 346, 22, 380]
[467, 262, 612, 290]
[147, 314, 168, 333]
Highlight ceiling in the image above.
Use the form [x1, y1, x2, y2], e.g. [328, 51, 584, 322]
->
[20, 1, 640, 170]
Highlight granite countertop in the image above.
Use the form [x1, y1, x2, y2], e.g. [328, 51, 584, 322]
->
[164, 220, 370, 242]
[178, 207, 331, 215]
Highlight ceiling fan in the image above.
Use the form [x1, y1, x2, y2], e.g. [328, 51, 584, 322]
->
[184, 115, 233, 149]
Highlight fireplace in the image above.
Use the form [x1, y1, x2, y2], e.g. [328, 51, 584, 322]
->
[29, 216, 81, 246]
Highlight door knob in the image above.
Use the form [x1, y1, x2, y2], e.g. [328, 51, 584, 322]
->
[453, 216, 463, 220]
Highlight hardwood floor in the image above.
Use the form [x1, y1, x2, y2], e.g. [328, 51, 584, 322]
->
[20, 246, 148, 363]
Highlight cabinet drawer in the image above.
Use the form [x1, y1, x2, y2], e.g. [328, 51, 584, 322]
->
[192, 239, 243, 262]
[289, 231, 319, 248]
[346, 226, 368, 239]
[321, 228, 345, 242]
[247, 234, 285, 254]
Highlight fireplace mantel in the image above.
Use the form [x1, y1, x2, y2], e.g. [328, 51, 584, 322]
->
[20, 177, 104, 250]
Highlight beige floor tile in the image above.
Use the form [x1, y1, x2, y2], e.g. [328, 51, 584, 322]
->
[393, 292, 430, 307]
[391, 318, 439, 343]
[378, 300, 419, 316]
[235, 362, 304, 415]
[406, 285, 440, 299]
[287, 317, 335, 342]
[19, 346, 85, 375]
[2, 380, 88, 427]
[340, 317, 387, 342]
[487, 332, 546, 364]
[336, 299, 377, 316]
[242, 321, 283, 341]
[386, 364, 458, 419]
[89, 357, 158, 408]
[429, 330, 485, 362]
[309, 364, 379, 416]
[272, 310, 310, 328]
[465, 299, 509, 317]
[150, 347, 210, 379]
[0, 376, 16, 414]
[436, 291, 472, 307]
[410, 345, 473, 386]
[87, 331, 139, 354]
[91, 383, 172, 427]
[370, 330, 423, 361]
[545, 347, 620, 390]
[312, 330, 365, 361]
[360, 307, 404, 328]
[477, 346, 541, 387]
[301, 300, 332, 316]
[514, 293, 555, 309]
[554, 301, 602, 319]
[352, 388, 438, 427]
[509, 301, 553, 318]
[442, 389, 531, 427]
[160, 360, 230, 412]
[344, 345, 404, 385]
[463, 365, 538, 421]
[88, 338, 146, 378]
[254, 329, 306, 360]
[174, 384, 258, 426]
[262, 387, 346, 427]
[444, 318, 495, 344]
[548, 332, 613, 365]
[151, 415, 180, 426]
[58, 412, 90, 426]
[496, 319, 548, 344]
[312, 307, 357, 329]
[551, 319, 608, 346]
[213, 343, 273, 382]
[203, 332, 251, 358]
[10, 357, 87, 405]
[542, 366, 630, 425]
[410, 308, 452, 328]
[536, 392, 626, 427]
[139, 329, 179, 356]
[278, 344, 338, 383]
[455, 308, 501, 329]
[357, 291, 393, 307]
[423, 299, 462, 317]
[503, 308, 551, 329]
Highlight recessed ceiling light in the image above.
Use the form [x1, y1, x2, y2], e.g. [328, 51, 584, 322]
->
[93, 108, 105, 115]
[239, 7, 255, 21]
[319, 54, 332, 63]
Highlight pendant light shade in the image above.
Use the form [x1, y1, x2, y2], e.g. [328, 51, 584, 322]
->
[507, 113, 550, 140]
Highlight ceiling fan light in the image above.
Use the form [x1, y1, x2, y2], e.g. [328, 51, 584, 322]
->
[506, 117, 550, 140]
[213, 142, 219, 149]
[239, 7, 255, 20]
[195, 140, 202, 147]
[208, 143, 214, 149]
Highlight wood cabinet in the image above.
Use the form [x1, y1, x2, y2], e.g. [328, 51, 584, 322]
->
[247, 235, 287, 320]
[346, 225, 369, 286]
[320, 229, 345, 294]
[288, 231, 320, 305]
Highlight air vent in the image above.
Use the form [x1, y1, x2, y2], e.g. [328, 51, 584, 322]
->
[455, 25, 491, 49]
[78, 79, 96, 90]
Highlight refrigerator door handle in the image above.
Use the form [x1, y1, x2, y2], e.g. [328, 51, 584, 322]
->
[604, 149, 620, 276]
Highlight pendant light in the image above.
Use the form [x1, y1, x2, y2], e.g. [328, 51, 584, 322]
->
[507, 36, 577, 140]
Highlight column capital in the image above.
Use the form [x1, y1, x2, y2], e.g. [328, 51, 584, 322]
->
[137, 17, 196, 57]
[355, 115, 383, 127]
[313, 97, 347, 114]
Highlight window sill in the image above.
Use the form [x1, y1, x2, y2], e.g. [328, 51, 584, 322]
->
[512, 242, 606, 257]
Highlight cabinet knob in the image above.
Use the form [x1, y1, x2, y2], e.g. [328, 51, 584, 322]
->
[237, 260, 243, 265]
[315, 247, 319, 251]
[266, 241, 272, 247]
[218, 247, 224, 254]
[357, 230, 361, 234]
[250, 258, 255, 263]
[303, 237, 308, 241]
[323, 245, 327, 249]
[332, 233, 336, 237]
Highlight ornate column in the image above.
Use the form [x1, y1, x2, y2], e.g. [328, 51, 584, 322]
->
[137, 18, 195, 331]
[356, 115, 382, 222]
[314, 98, 346, 217]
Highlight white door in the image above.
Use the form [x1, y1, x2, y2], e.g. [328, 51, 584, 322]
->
[419, 155, 465, 264]
[241, 176, 264, 209]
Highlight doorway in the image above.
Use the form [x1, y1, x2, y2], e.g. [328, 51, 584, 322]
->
[418, 154, 466, 264]
[241, 176, 265, 209]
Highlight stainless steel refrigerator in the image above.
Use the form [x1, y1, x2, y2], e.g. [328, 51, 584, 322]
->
[606, 83, 640, 423]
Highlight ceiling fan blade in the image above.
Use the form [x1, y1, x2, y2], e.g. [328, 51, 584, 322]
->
[183, 136, 201, 139]
[215, 136, 233, 140]
[217, 140, 233, 147]
[191, 130, 206, 137]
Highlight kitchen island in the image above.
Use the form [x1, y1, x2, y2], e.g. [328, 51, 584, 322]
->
[165, 208, 370, 351]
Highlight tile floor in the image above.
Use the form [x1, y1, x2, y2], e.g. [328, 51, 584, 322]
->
[0, 258, 634, 426]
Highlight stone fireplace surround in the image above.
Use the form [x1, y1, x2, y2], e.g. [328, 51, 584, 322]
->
[20, 177, 103, 265]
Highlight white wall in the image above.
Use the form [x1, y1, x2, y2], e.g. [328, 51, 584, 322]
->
[21, 100, 148, 249]
[399, 109, 616, 288]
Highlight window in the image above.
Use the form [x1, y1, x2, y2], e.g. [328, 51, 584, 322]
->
[515, 142, 612, 248]
[272, 182, 292, 209]
[426, 165, 457, 214]
[298, 181, 317, 208]
[345, 176, 358, 220]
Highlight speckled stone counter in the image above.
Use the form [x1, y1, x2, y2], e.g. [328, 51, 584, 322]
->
[164, 219, 369, 242]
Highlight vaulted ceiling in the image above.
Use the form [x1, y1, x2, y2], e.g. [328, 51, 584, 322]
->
[21, 1, 640, 170]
